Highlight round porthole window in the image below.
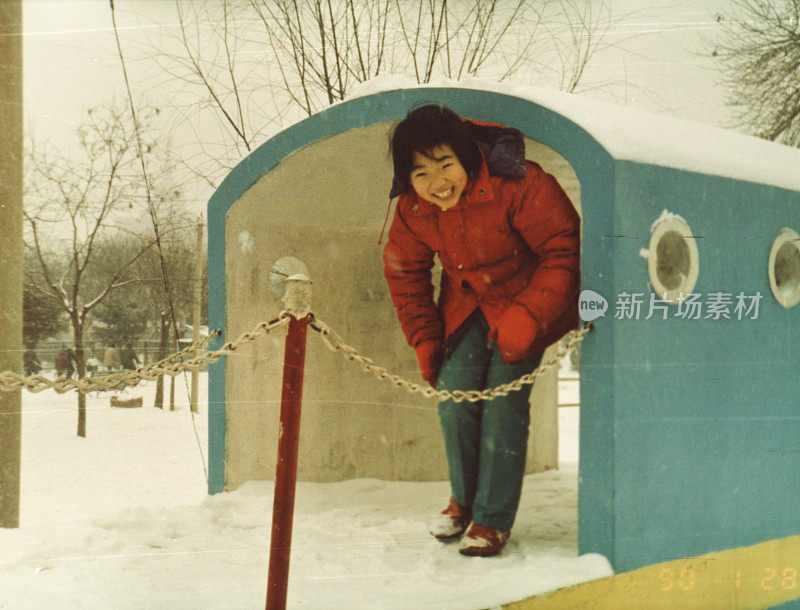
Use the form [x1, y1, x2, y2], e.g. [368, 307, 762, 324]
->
[647, 214, 699, 303]
[768, 228, 800, 308]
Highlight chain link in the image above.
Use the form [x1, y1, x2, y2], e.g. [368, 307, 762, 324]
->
[1, 309, 591, 400]
[0, 312, 290, 394]
[309, 314, 592, 403]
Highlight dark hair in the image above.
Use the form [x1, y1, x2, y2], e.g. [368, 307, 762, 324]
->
[390, 105, 482, 195]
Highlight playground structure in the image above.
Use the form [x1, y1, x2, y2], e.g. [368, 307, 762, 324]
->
[208, 84, 800, 573]
[209, 97, 579, 492]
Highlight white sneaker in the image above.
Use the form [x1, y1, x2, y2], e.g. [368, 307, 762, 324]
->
[429, 497, 471, 540]
[458, 522, 510, 556]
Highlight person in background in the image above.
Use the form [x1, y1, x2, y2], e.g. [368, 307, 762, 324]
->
[120, 343, 139, 371]
[383, 105, 580, 556]
[54, 349, 70, 378]
[65, 347, 76, 378]
[23, 345, 42, 377]
[103, 343, 122, 372]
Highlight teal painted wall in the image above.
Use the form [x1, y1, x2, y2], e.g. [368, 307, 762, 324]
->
[608, 161, 800, 571]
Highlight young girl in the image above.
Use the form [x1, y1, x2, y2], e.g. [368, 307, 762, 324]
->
[383, 105, 580, 556]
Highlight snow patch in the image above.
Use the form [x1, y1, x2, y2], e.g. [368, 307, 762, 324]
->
[650, 209, 688, 234]
[238, 230, 255, 253]
[3, 374, 605, 608]
[342, 75, 800, 192]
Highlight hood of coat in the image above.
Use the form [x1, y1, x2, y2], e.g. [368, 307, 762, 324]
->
[388, 119, 526, 200]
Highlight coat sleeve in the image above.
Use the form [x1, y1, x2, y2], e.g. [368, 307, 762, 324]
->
[509, 169, 580, 334]
[382, 203, 444, 348]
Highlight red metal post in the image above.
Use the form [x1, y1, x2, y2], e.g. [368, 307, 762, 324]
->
[266, 314, 309, 610]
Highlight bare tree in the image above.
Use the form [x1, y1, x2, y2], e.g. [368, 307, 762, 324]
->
[138, 0, 620, 186]
[160, 0, 277, 177]
[713, 0, 800, 146]
[23, 264, 65, 345]
[23, 104, 184, 437]
[89, 223, 197, 348]
[547, 0, 616, 93]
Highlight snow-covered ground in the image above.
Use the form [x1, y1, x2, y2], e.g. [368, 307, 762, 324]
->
[1, 364, 610, 609]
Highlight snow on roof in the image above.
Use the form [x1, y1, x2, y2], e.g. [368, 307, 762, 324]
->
[345, 75, 800, 192]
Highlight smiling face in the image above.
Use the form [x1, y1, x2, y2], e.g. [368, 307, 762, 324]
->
[409, 144, 469, 210]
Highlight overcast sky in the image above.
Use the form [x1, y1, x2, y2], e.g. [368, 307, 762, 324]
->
[21, 0, 738, 212]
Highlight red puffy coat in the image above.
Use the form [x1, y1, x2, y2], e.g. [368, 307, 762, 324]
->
[383, 155, 580, 362]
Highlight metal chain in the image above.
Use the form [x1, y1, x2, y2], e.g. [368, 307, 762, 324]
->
[1, 309, 590, 400]
[0, 312, 290, 394]
[309, 314, 592, 403]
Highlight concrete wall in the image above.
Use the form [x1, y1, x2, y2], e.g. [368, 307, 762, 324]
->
[0, 0, 23, 528]
[223, 122, 581, 487]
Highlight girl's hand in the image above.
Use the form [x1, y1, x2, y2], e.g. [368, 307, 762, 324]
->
[415, 340, 443, 388]
[491, 304, 539, 363]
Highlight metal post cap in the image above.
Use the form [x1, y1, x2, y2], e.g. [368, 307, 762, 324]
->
[269, 257, 311, 300]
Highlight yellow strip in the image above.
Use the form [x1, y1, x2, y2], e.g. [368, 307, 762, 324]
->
[504, 536, 800, 610]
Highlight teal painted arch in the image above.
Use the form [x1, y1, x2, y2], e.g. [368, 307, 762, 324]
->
[207, 87, 616, 496]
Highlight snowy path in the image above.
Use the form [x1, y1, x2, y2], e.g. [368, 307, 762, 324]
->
[0, 369, 611, 609]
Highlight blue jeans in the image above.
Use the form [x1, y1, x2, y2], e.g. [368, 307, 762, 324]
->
[436, 310, 543, 530]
